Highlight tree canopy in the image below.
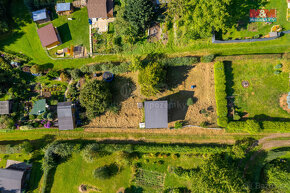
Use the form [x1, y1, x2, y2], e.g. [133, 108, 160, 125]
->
[192, 153, 250, 192]
[120, 0, 154, 38]
[138, 62, 166, 96]
[79, 79, 112, 119]
[166, 0, 231, 39]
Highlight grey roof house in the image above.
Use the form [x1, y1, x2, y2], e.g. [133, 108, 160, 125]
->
[0, 169, 25, 193]
[57, 102, 76, 130]
[144, 101, 168, 128]
[0, 101, 12, 115]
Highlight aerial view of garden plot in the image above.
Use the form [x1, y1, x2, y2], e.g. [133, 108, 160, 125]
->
[0, 0, 289, 192]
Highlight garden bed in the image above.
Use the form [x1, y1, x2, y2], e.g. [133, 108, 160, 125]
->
[88, 62, 217, 129]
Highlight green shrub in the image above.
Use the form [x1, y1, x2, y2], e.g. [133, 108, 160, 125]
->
[227, 121, 246, 132]
[244, 120, 261, 134]
[79, 79, 112, 119]
[70, 68, 82, 80]
[174, 121, 183, 129]
[129, 56, 142, 72]
[163, 57, 198, 66]
[200, 121, 208, 128]
[214, 62, 228, 127]
[81, 143, 101, 162]
[253, 34, 260, 39]
[274, 70, 281, 75]
[111, 62, 130, 74]
[20, 141, 33, 153]
[29, 114, 35, 120]
[89, 64, 102, 72]
[227, 120, 261, 134]
[274, 63, 282, 69]
[93, 163, 119, 179]
[20, 125, 33, 130]
[80, 65, 90, 74]
[201, 54, 215, 63]
[101, 63, 114, 71]
[138, 62, 166, 96]
[233, 113, 241, 121]
[0, 115, 15, 130]
[47, 112, 54, 121]
[46, 70, 59, 79]
[186, 98, 194, 106]
[262, 121, 290, 132]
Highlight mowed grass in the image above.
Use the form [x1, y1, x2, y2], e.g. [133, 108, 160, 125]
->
[48, 7, 90, 53]
[50, 152, 204, 193]
[223, 0, 290, 39]
[50, 153, 132, 193]
[228, 58, 290, 119]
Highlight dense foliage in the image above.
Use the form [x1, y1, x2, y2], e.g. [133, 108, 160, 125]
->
[79, 79, 112, 119]
[138, 62, 166, 96]
[191, 153, 250, 192]
[0, 58, 34, 100]
[123, 0, 154, 38]
[0, 0, 9, 34]
[166, 0, 231, 40]
[263, 158, 290, 193]
[214, 61, 228, 127]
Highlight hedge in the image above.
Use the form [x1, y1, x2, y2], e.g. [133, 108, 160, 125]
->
[162, 57, 199, 66]
[261, 121, 290, 132]
[214, 61, 228, 127]
[227, 120, 290, 133]
[201, 54, 215, 63]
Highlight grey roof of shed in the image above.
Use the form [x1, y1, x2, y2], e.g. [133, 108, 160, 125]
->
[56, 3, 71, 12]
[144, 101, 168, 128]
[0, 101, 10, 115]
[57, 102, 75, 130]
[32, 9, 48, 21]
[0, 169, 24, 193]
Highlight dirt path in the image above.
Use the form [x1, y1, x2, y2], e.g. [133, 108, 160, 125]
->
[258, 133, 290, 149]
[243, 133, 290, 177]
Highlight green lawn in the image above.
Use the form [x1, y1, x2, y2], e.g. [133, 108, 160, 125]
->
[50, 152, 204, 193]
[227, 58, 290, 119]
[46, 7, 90, 56]
[223, 0, 290, 39]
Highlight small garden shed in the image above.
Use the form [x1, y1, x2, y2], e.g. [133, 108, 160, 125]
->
[0, 169, 25, 193]
[0, 101, 12, 115]
[57, 102, 76, 130]
[144, 101, 168, 128]
[56, 3, 73, 15]
[32, 9, 50, 24]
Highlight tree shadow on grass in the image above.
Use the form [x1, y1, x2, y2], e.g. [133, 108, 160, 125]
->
[227, 0, 268, 30]
[166, 66, 195, 90]
[27, 162, 43, 192]
[110, 76, 136, 104]
[57, 23, 72, 44]
[158, 90, 197, 122]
